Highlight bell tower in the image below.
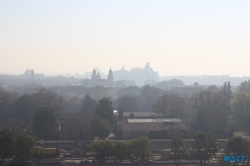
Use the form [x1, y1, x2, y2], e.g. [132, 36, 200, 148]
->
[108, 67, 113, 87]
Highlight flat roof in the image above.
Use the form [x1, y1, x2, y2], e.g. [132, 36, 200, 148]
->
[127, 118, 181, 123]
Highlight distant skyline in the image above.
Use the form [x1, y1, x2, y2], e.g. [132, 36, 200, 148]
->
[1, 1, 250, 76]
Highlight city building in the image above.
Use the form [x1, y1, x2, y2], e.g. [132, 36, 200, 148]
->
[113, 62, 159, 86]
[119, 86, 141, 97]
[81, 68, 114, 88]
[89, 86, 115, 101]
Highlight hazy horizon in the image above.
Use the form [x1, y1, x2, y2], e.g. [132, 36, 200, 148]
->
[1, 1, 250, 76]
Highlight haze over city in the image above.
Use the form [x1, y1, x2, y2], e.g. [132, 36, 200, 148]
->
[1, 0, 250, 76]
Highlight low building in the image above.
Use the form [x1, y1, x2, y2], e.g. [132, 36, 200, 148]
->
[119, 86, 141, 97]
[0, 118, 31, 135]
[117, 118, 189, 140]
[114, 111, 164, 121]
[89, 86, 115, 101]
[58, 118, 92, 140]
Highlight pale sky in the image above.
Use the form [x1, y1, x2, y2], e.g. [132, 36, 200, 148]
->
[0, 1, 250, 76]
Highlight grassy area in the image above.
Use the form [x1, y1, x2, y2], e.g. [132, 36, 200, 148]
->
[234, 131, 250, 138]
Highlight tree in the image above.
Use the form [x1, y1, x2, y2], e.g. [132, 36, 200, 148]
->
[88, 140, 114, 165]
[118, 95, 139, 112]
[153, 94, 185, 117]
[131, 136, 152, 163]
[193, 132, 218, 166]
[91, 116, 111, 139]
[33, 105, 57, 140]
[0, 129, 16, 166]
[206, 85, 220, 92]
[191, 90, 228, 132]
[11, 95, 36, 123]
[13, 134, 37, 164]
[95, 98, 114, 125]
[231, 91, 250, 133]
[81, 95, 97, 112]
[238, 80, 250, 92]
[0, 91, 17, 123]
[171, 135, 186, 166]
[114, 141, 130, 163]
[141, 84, 161, 96]
[224, 136, 250, 165]
[31, 88, 66, 115]
[221, 81, 232, 99]
[65, 96, 82, 112]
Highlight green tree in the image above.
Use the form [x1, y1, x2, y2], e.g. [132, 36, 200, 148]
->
[91, 116, 111, 139]
[191, 90, 228, 132]
[12, 95, 36, 123]
[221, 81, 232, 99]
[238, 80, 250, 92]
[65, 96, 82, 112]
[13, 134, 37, 164]
[206, 85, 220, 92]
[31, 88, 66, 115]
[118, 95, 139, 112]
[114, 141, 130, 163]
[153, 94, 185, 117]
[88, 140, 114, 165]
[231, 91, 250, 133]
[95, 98, 114, 125]
[171, 135, 186, 166]
[33, 105, 57, 140]
[0, 129, 16, 166]
[0, 91, 17, 123]
[141, 84, 161, 96]
[193, 132, 218, 166]
[131, 136, 152, 163]
[81, 95, 97, 112]
[224, 136, 250, 165]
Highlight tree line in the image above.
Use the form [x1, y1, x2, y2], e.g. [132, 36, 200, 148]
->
[0, 129, 37, 166]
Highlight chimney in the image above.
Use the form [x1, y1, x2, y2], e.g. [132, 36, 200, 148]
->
[118, 108, 123, 121]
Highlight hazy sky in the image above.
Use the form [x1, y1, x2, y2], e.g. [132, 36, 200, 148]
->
[0, 1, 250, 76]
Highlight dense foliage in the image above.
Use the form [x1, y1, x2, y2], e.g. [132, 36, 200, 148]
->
[0, 129, 37, 166]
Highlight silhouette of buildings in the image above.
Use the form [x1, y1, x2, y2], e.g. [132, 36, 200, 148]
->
[113, 62, 159, 86]
[81, 68, 114, 88]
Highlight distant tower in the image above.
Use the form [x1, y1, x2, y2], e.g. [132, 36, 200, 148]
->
[31, 70, 34, 79]
[91, 68, 96, 80]
[108, 67, 113, 87]
[96, 73, 101, 79]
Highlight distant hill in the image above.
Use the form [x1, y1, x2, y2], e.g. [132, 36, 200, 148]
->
[161, 75, 250, 86]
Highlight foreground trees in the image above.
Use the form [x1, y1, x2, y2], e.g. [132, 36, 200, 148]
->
[81, 95, 97, 112]
[131, 136, 152, 163]
[224, 136, 250, 165]
[88, 140, 114, 165]
[95, 98, 114, 125]
[171, 136, 186, 166]
[33, 105, 57, 140]
[191, 90, 228, 132]
[88, 136, 152, 164]
[231, 91, 250, 133]
[91, 116, 111, 139]
[118, 95, 139, 112]
[153, 94, 185, 117]
[0, 129, 37, 166]
[193, 132, 218, 166]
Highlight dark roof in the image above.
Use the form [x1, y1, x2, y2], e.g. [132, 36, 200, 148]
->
[118, 121, 188, 132]
[59, 111, 95, 123]
[89, 86, 112, 91]
[3, 118, 30, 130]
[114, 112, 162, 117]
[120, 86, 141, 91]
[59, 118, 91, 130]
